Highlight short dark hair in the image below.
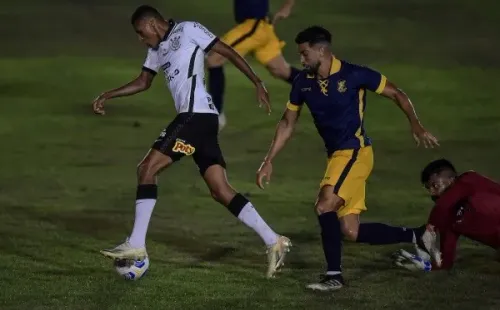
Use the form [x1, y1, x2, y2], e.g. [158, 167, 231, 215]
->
[420, 159, 457, 184]
[131, 5, 163, 25]
[295, 26, 332, 45]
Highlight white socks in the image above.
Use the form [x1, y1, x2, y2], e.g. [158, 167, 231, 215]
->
[127, 194, 279, 248]
[237, 202, 279, 246]
[128, 199, 156, 248]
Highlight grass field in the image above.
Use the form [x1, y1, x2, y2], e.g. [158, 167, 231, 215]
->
[1, 0, 500, 309]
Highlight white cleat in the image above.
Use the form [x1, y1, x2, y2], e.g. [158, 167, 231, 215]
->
[100, 240, 147, 260]
[266, 235, 292, 278]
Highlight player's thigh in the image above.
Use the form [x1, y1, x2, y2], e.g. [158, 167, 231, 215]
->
[185, 113, 227, 176]
[320, 146, 374, 209]
[194, 138, 227, 180]
[150, 113, 198, 164]
[254, 23, 286, 65]
[338, 182, 367, 219]
[191, 116, 234, 204]
[208, 19, 267, 67]
[338, 184, 366, 241]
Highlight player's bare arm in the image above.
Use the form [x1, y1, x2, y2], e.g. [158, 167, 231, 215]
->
[272, 0, 295, 24]
[256, 108, 300, 189]
[92, 70, 155, 115]
[210, 41, 271, 114]
[379, 80, 439, 148]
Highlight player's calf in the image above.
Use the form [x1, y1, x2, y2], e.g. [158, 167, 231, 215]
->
[100, 150, 173, 260]
[265, 55, 300, 84]
[339, 216, 359, 241]
[355, 222, 420, 245]
[203, 165, 291, 277]
[311, 188, 345, 289]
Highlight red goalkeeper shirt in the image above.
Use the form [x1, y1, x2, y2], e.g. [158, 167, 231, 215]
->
[428, 171, 500, 269]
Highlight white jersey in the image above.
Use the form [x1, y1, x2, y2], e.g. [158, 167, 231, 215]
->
[142, 20, 219, 114]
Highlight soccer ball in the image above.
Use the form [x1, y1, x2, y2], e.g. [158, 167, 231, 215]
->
[113, 257, 150, 280]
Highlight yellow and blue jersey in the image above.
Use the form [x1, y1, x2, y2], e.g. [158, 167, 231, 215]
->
[233, 0, 269, 23]
[287, 57, 386, 156]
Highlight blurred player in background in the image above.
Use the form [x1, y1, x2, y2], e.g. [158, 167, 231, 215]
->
[92, 5, 291, 278]
[207, 0, 301, 131]
[394, 159, 500, 271]
[256, 26, 440, 291]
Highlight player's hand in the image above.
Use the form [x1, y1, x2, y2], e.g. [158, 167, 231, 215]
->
[392, 249, 432, 272]
[92, 94, 107, 116]
[272, 7, 292, 25]
[412, 123, 439, 148]
[256, 160, 273, 189]
[256, 82, 271, 114]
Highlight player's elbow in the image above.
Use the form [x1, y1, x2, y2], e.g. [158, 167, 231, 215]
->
[211, 41, 234, 60]
[143, 81, 152, 90]
[392, 88, 410, 104]
[137, 72, 154, 91]
[137, 78, 152, 91]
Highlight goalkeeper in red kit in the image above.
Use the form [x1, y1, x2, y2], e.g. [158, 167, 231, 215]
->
[394, 159, 500, 271]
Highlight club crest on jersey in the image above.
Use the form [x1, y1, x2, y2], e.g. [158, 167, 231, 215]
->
[337, 80, 347, 93]
[455, 205, 465, 223]
[172, 139, 195, 155]
[170, 36, 181, 51]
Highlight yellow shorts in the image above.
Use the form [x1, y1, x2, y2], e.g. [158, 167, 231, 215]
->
[221, 18, 286, 65]
[320, 146, 374, 218]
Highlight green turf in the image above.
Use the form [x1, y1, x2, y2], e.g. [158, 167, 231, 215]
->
[1, 0, 500, 309]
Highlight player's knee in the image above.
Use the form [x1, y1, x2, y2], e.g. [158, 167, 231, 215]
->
[315, 189, 343, 215]
[207, 52, 226, 68]
[137, 158, 167, 183]
[137, 161, 155, 180]
[210, 187, 236, 205]
[314, 197, 342, 215]
[209, 190, 223, 204]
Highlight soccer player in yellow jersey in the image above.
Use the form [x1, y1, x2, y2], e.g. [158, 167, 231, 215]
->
[256, 26, 440, 291]
[207, 0, 300, 130]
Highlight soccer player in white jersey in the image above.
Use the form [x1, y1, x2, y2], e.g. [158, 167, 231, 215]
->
[91, 5, 291, 278]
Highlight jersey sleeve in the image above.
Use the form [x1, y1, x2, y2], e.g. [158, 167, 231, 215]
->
[433, 228, 459, 270]
[142, 48, 160, 75]
[353, 65, 387, 94]
[286, 78, 304, 111]
[186, 22, 219, 53]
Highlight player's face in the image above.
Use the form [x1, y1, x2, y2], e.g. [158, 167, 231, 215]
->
[425, 173, 455, 201]
[298, 43, 322, 74]
[134, 19, 162, 49]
